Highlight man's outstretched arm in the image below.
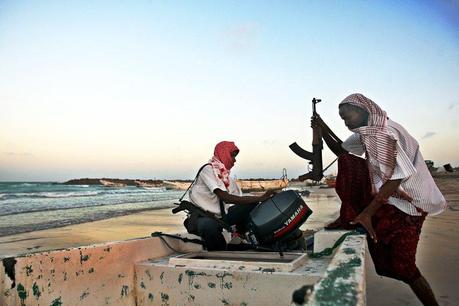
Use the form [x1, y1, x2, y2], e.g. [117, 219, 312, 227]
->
[312, 115, 347, 157]
[350, 179, 411, 242]
[214, 189, 275, 205]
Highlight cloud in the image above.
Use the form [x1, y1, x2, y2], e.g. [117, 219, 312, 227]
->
[448, 102, 458, 110]
[421, 132, 436, 139]
[223, 23, 259, 53]
[262, 139, 278, 146]
[1, 151, 33, 157]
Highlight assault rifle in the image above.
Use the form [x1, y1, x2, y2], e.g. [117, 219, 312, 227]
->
[289, 98, 324, 182]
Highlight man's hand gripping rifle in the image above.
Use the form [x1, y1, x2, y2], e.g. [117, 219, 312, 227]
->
[289, 98, 325, 182]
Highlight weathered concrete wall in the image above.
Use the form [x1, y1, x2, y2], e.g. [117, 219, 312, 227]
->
[135, 254, 329, 306]
[0, 234, 201, 306]
[305, 233, 367, 306]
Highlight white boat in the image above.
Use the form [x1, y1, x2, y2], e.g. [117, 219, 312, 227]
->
[0, 230, 366, 306]
[162, 180, 193, 190]
[163, 179, 289, 192]
[236, 179, 289, 192]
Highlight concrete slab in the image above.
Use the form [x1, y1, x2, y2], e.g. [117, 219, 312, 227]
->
[306, 234, 367, 306]
[0, 235, 202, 306]
[135, 254, 330, 306]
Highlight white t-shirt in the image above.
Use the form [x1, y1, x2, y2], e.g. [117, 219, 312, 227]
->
[341, 119, 447, 216]
[185, 165, 242, 217]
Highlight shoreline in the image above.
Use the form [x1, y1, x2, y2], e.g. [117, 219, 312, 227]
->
[0, 203, 176, 238]
[0, 208, 188, 256]
[0, 187, 340, 257]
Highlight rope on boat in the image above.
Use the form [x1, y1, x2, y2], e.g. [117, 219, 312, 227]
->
[308, 230, 362, 259]
[152, 228, 366, 258]
[151, 231, 204, 253]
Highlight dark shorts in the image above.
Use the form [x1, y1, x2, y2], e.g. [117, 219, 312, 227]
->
[193, 204, 255, 251]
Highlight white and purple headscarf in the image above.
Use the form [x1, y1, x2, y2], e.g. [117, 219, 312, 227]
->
[340, 93, 397, 184]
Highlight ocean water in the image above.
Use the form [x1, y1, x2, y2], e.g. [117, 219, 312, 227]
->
[0, 182, 340, 238]
[0, 182, 183, 237]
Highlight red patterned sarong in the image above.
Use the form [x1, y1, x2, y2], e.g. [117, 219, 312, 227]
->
[335, 153, 425, 283]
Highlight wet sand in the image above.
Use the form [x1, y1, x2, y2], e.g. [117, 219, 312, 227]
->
[0, 209, 188, 256]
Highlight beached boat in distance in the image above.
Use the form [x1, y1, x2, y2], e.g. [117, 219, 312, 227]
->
[0, 230, 366, 306]
[324, 176, 337, 189]
[64, 178, 288, 192]
[163, 179, 289, 192]
[162, 180, 193, 190]
[237, 178, 289, 192]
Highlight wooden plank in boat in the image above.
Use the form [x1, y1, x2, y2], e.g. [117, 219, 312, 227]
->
[168, 251, 308, 272]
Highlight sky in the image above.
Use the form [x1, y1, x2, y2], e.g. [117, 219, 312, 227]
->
[0, 0, 458, 181]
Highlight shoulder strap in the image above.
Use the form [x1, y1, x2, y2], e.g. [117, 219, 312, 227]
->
[219, 198, 226, 218]
[179, 163, 227, 219]
[179, 163, 211, 201]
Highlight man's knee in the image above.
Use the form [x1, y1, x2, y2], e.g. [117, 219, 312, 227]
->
[196, 218, 226, 251]
[392, 263, 421, 284]
[373, 258, 421, 283]
[197, 218, 222, 235]
[374, 267, 395, 279]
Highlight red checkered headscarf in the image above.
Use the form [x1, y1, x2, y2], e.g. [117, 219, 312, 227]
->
[339, 93, 397, 184]
[210, 141, 239, 189]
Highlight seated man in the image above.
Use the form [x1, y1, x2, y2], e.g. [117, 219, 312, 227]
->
[184, 141, 275, 251]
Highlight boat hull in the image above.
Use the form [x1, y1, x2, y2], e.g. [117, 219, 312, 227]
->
[1, 231, 366, 306]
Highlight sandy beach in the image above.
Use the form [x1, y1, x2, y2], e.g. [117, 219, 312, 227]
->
[0, 209, 188, 256]
[366, 173, 459, 306]
[1, 175, 457, 305]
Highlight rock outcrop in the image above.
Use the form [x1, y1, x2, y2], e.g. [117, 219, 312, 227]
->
[63, 178, 164, 187]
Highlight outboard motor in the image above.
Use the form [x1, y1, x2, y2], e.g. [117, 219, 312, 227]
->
[247, 190, 312, 247]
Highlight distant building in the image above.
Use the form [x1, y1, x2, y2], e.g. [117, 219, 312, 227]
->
[443, 163, 454, 172]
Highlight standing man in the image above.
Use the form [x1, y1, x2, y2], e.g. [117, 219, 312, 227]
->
[311, 93, 446, 306]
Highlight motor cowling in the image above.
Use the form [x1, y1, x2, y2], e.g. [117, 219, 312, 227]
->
[247, 190, 312, 245]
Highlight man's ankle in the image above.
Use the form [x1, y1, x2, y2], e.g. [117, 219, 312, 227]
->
[409, 275, 439, 306]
